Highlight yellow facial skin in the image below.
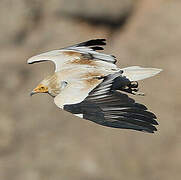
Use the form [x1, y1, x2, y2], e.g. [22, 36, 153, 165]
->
[30, 84, 48, 96]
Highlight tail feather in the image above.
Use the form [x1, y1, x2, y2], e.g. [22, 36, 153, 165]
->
[121, 66, 162, 81]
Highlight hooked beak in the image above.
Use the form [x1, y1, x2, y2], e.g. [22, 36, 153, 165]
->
[30, 91, 37, 96]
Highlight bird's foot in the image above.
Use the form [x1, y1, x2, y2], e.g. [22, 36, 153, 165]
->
[121, 81, 145, 96]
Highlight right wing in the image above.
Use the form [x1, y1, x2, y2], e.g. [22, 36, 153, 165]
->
[27, 39, 117, 72]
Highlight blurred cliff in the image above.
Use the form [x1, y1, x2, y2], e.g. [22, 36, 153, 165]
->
[0, 0, 181, 179]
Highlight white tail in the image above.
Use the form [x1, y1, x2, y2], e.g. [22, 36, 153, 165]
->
[121, 66, 162, 81]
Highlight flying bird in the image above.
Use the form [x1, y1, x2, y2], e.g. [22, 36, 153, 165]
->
[27, 39, 162, 133]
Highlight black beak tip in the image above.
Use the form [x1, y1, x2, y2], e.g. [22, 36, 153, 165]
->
[30, 91, 35, 96]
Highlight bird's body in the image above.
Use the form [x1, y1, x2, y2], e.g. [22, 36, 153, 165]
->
[28, 39, 162, 133]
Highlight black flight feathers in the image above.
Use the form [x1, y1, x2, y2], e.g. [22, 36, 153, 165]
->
[75, 39, 106, 51]
[71, 38, 117, 64]
[64, 72, 158, 133]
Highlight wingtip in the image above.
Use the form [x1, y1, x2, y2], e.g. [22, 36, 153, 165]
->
[141, 126, 158, 133]
[94, 38, 106, 41]
[27, 57, 40, 64]
[26, 52, 53, 65]
[92, 38, 107, 45]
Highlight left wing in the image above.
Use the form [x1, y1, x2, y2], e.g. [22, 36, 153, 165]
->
[59, 72, 158, 133]
[27, 39, 117, 72]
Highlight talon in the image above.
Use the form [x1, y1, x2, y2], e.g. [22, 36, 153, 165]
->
[132, 88, 139, 92]
[130, 81, 138, 88]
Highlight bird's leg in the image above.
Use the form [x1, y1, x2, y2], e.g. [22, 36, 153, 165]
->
[121, 81, 145, 96]
[129, 81, 145, 96]
[130, 81, 138, 88]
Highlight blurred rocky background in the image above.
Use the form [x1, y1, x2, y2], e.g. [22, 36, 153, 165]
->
[0, 0, 181, 179]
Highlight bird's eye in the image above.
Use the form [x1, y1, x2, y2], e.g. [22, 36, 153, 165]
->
[39, 86, 45, 90]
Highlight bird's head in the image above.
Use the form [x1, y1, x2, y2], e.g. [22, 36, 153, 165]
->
[30, 83, 49, 96]
[30, 75, 52, 96]
[30, 74, 65, 97]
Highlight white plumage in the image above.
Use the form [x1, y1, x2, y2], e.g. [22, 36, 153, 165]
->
[121, 66, 162, 81]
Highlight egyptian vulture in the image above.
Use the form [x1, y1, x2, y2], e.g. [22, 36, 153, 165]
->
[28, 39, 162, 133]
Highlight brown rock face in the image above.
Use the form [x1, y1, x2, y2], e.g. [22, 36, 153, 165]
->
[0, 0, 181, 180]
